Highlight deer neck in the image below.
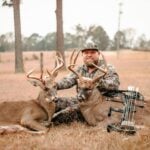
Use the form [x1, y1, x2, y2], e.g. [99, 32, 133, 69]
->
[81, 87, 102, 107]
[36, 91, 45, 103]
[89, 87, 102, 101]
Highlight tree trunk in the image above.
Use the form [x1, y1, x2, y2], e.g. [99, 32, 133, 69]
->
[13, 0, 24, 73]
[55, 0, 66, 69]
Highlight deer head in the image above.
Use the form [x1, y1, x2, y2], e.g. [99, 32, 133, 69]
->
[27, 53, 64, 102]
[68, 50, 108, 101]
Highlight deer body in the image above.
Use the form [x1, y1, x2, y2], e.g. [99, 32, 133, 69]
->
[77, 78, 105, 126]
[0, 99, 55, 132]
[36, 89, 56, 124]
[68, 50, 108, 126]
[0, 54, 64, 133]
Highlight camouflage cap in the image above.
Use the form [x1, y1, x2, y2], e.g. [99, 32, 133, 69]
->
[81, 43, 99, 52]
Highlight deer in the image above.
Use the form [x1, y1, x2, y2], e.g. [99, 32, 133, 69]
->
[0, 54, 64, 133]
[67, 50, 108, 126]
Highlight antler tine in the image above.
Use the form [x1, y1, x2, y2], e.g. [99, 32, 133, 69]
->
[73, 49, 81, 64]
[92, 51, 108, 74]
[51, 53, 64, 76]
[92, 51, 108, 83]
[68, 49, 82, 79]
[26, 69, 34, 78]
[27, 69, 39, 80]
[91, 63, 107, 74]
[68, 65, 81, 78]
[69, 49, 80, 65]
[90, 63, 107, 83]
[100, 51, 108, 71]
[92, 66, 107, 83]
[46, 69, 52, 77]
[70, 49, 75, 65]
[26, 69, 45, 84]
[40, 68, 44, 80]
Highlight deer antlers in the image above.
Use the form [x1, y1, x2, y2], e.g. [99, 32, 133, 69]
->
[47, 52, 64, 78]
[27, 52, 64, 89]
[68, 49, 108, 82]
[68, 50, 83, 80]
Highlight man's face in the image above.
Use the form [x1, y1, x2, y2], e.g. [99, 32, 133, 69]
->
[82, 50, 100, 67]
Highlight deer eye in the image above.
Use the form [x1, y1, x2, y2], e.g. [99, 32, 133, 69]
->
[44, 87, 49, 91]
[52, 85, 57, 89]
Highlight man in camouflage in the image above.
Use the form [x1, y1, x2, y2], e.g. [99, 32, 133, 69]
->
[52, 44, 120, 124]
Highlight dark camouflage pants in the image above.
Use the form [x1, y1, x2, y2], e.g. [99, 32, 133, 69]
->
[52, 97, 85, 125]
[55, 97, 78, 111]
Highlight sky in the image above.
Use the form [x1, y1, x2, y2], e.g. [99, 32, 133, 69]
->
[0, 0, 150, 39]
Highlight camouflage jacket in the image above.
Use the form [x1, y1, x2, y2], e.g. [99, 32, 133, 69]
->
[57, 60, 120, 92]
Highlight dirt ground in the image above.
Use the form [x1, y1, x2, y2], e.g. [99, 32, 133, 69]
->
[0, 50, 150, 150]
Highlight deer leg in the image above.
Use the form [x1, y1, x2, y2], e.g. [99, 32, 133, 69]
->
[92, 104, 105, 122]
[80, 108, 97, 126]
[41, 102, 56, 126]
[95, 114, 105, 122]
[20, 115, 49, 132]
[20, 108, 49, 133]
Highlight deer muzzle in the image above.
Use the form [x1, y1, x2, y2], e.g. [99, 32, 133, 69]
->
[45, 96, 57, 103]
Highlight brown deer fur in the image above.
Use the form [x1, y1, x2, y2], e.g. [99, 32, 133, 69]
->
[0, 54, 64, 133]
[77, 78, 105, 126]
[68, 50, 108, 126]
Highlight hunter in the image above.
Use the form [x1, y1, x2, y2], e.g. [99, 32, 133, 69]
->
[53, 43, 120, 123]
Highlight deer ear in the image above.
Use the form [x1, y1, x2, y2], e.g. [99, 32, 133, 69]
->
[27, 79, 38, 86]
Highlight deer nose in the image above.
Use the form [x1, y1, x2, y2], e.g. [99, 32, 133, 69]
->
[45, 98, 53, 103]
[77, 94, 86, 102]
[51, 96, 58, 102]
[45, 96, 57, 102]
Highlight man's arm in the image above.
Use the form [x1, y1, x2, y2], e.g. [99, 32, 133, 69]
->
[98, 64, 120, 91]
[56, 73, 77, 90]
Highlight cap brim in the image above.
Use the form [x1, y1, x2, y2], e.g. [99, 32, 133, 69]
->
[81, 48, 99, 52]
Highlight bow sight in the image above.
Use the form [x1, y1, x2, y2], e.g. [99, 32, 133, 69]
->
[103, 86, 144, 134]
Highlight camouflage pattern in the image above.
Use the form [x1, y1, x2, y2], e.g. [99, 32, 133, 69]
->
[52, 60, 120, 124]
[55, 97, 78, 112]
[55, 60, 120, 112]
[52, 97, 85, 125]
[57, 60, 120, 91]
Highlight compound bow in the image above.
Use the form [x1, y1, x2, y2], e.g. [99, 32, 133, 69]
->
[103, 86, 144, 134]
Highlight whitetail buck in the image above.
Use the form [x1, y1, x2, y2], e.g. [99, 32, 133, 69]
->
[68, 50, 108, 126]
[0, 54, 64, 133]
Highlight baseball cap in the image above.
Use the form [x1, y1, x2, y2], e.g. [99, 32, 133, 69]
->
[81, 43, 99, 52]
